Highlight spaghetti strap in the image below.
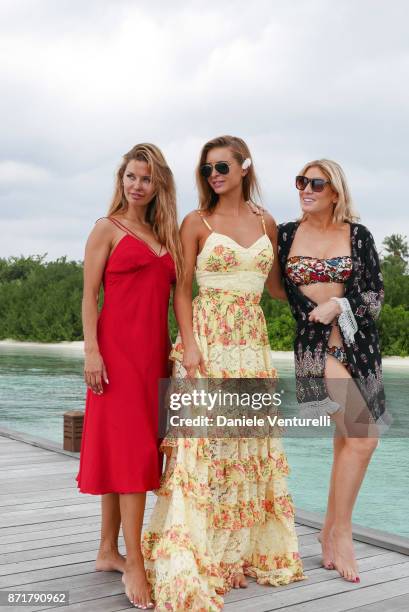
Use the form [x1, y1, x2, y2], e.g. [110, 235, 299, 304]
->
[105, 216, 165, 258]
[96, 216, 128, 233]
[260, 212, 267, 235]
[196, 210, 213, 232]
[106, 216, 132, 234]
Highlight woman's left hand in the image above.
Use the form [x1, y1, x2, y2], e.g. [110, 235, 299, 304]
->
[308, 300, 341, 325]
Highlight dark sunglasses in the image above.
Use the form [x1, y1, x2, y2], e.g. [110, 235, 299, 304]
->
[295, 175, 331, 193]
[200, 161, 231, 178]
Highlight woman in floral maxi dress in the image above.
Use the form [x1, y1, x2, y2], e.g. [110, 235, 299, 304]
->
[143, 136, 304, 610]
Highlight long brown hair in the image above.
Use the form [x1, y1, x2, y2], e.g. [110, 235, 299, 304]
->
[196, 135, 261, 211]
[298, 159, 359, 224]
[107, 143, 183, 280]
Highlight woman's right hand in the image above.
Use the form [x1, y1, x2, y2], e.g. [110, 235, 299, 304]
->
[182, 342, 207, 378]
[84, 349, 109, 395]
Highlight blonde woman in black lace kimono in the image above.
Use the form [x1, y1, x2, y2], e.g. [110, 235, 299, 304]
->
[277, 159, 389, 584]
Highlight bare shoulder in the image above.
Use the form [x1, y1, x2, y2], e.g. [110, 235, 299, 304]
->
[181, 209, 207, 234]
[262, 210, 278, 234]
[88, 217, 116, 242]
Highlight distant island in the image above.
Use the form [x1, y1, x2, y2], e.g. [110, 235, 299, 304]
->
[1, 234, 408, 356]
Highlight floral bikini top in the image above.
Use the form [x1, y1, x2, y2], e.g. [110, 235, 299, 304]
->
[285, 255, 352, 286]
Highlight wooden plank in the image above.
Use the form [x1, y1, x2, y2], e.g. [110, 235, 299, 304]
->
[348, 592, 409, 611]
[295, 525, 319, 536]
[0, 527, 105, 550]
[0, 487, 129, 505]
[0, 488, 94, 506]
[0, 504, 101, 529]
[277, 577, 409, 612]
[0, 497, 99, 515]
[297, 539, 386, 562]
[0, 455, 68, 469]
[8, 556, 409, 612]
[225, 550, 408, 604]
[0, 508, 154, 543]
[7, 573, 124, 612]
[0, 516, 101, 538]
[40, 594, 131, 611]
[223, 564, 409, 611]
[10, 580, 127, 612]
[0, 522, 103, 545]
[0, 486, 77, 502]
[0, 513, 154, 551]
[0, 549, 103, 578]
[1, 532, 122, 555]
[0, 476, 77, 494]
[0, 561, 97, 589]
[0, 463, 77, 480]
[0, 493, 157, 513]
[297, 508, 409, 556]
[1, 537, 125, 565]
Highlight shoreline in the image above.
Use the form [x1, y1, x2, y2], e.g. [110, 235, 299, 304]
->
[1, 339, 408, 366]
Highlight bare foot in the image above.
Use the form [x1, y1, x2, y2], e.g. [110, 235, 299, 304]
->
[231, 573, 248, 589]
[333, 528, 360, 583]
[122, 558, 154, 609]
[317, 529, 335, 570]
[95, 549, 126, 573]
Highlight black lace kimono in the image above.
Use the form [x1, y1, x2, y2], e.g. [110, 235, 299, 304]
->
[277, 220, 390, 430]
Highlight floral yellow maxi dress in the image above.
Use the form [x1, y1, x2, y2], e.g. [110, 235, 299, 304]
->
[142, 212, 304, 611]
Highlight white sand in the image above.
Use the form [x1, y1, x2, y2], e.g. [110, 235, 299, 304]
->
[1, 339, 408, 367]
[0, 339, 84, 354]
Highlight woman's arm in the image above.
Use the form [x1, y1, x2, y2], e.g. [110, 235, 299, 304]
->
[82, 219, 113, 394]
[173, 212, 207, 378]
[264, 214, 287, 301]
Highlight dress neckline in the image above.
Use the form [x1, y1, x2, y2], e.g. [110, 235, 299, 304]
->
[196, 208, 269, 251]
[107, 216, 168, 258]
[198, 231, 271, 258]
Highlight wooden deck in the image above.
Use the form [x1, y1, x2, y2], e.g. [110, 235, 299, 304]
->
[1, 432, 409, 611]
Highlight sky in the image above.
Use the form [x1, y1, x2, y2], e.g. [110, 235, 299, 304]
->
[1, 0, 408, 260]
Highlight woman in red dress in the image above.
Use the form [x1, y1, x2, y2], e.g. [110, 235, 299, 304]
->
[76, 143, 182, 609]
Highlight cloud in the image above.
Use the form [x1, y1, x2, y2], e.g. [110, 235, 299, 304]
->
[0, 0, 408, 259]
[0, 161, 50, 188]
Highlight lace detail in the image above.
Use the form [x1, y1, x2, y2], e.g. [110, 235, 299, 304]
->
[298, 397, 342, 419]
[331, 297, 358, 345]
[170, 288, 277, 378]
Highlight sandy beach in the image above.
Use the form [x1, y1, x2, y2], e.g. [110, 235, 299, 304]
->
[1, 339, 408, 366]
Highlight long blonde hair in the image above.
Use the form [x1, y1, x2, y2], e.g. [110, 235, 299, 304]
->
[196, 135, 261, 211]
[298, 159, 359, 223]
[108, 143, 183, 280]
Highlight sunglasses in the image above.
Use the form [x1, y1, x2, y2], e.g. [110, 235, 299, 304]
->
[200, 161, 231, 178]
[295, 175, 331, 193]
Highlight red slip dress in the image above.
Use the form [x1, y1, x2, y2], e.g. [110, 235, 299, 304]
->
[76, 217, 176, 494]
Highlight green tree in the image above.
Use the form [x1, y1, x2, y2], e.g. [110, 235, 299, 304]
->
[382, 234, 409, 264]
[381, 234, 409, 309]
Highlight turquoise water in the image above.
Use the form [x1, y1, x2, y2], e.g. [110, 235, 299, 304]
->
[0, 344, 408, 537]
